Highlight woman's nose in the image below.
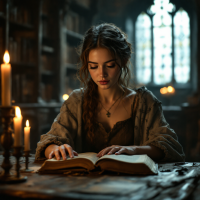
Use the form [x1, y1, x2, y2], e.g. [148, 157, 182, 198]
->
[99, 66, 107, 77]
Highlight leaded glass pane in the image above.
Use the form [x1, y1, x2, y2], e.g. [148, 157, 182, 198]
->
[135, 12, 151, 84]
[153, 1, 172, 85]
[174, 8, 190, 83]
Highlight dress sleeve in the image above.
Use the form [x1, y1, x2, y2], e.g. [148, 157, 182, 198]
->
[142, 100, 185, 162]
[35, 101, 78, 161]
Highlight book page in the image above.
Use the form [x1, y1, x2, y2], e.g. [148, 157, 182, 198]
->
[96, 154, 147, 164]
[96, 154, 157, 174]
[47, 152, 99, 165]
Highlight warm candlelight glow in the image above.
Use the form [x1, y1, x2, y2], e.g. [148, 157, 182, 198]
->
[3, 50, 10, 64]
[160, 87, 168, 94]
[1, 50, 11, 106]
[167, 86, 175, 94]
[26, 120, 29, 127]
[24, 119, 31, 151]
[160, 86, 175, 95]
[15, 106, 21, 117]
[63, 94, 69, 100]
[13, 106, 23, 146]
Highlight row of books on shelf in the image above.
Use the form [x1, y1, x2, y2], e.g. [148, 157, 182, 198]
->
[9, 4, 32, 25]
[41, 83, 53, 102]
[0, 0, 32, 25]
[8, 37, 35, 64]
[65, 44, 80, 64]
[11, 72, 80, 103]
[41, 55, 54, 71]
[12, 73, 55, 103]
[65, 11, 89, 35]
[12, 74, 35, 103]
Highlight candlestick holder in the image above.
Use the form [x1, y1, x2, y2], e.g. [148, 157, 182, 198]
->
[0, 106, 23, 183]
[21, 150, 33, 172]
[12, 146, 27, 181]
[0, 106, 15, 183]
[0, 106, 27, 183]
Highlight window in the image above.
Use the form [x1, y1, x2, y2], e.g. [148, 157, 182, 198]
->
[135, 0, 190, 86]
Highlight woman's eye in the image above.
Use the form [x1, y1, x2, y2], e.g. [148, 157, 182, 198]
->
[107, 64, 115, 68]
[89, 66, 98, 69]
[89, 64, 115, 69]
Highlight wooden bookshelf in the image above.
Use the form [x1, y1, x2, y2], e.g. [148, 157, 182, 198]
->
[0, 0, 97, 103]
[0, 0, 97, 153]
[61, 0, 96, 96]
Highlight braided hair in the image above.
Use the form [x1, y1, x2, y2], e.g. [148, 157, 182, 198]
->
[76, 23, 133, 142]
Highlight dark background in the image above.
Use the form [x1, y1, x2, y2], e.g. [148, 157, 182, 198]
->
[0, 0, 199, 161]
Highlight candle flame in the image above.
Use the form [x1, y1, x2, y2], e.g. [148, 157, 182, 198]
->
[160, 87, 168, 94]
[3, 50, 10, 64]
[15, 106, 21, 117]
[63, 94, 69, 100]
[160, 86, 175, 95]
[26, 120, 29, 127]
[167, 86, 175, 93]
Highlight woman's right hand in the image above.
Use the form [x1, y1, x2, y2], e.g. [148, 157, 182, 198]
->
[45, 144, 78, 160]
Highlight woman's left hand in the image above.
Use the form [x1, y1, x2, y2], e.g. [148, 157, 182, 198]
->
[96, 145, 139, 157]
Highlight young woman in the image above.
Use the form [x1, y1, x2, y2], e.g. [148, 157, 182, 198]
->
[35, 23, 185, 162]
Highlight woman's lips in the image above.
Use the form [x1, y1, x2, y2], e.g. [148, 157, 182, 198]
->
[99, 80, 109, 85]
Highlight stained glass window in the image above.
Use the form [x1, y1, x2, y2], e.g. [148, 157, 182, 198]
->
[153, 1, 173, 84]
[135, 0, 191, 86]
[135, 12, 151, 84]
[174, 8, 190, 83]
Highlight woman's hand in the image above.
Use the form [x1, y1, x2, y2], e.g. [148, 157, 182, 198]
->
[45, 144, 78, 160]
[96, 145, 139, 157]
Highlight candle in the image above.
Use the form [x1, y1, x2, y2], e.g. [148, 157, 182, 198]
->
[160, 86, 175, 95]
[167, 86, 175, 94]
[1, 51, 11, 106]
[62, 94, 69, 101]
[13, 107, 23, 146]
[24, 120, 31, 151]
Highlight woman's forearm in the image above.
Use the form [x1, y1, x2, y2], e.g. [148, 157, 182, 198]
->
[136, 145, 165, 161]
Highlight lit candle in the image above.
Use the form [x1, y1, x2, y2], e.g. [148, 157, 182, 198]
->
[62, 94, 69, 101]
[160, 87, 168, 95]
[1, 51, 11, 106]
[13, 107, 23, 146]
[24, 120, 31, 151]
[167, 86, 175, 94]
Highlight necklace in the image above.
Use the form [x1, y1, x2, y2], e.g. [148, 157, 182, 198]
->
[99, 91, 125, 118]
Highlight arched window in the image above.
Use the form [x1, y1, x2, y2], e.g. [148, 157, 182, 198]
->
[135, 0, 190, 86]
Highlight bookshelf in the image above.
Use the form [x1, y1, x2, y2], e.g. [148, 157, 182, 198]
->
[61, 0, 96, 97]
[0, 0, 96, 153]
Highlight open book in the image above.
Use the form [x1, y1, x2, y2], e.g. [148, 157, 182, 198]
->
[38, 152, 158, 175]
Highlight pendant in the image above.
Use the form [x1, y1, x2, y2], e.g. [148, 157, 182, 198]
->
[106, 111, 111, 117]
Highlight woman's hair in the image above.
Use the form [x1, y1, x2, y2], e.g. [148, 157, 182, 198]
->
[76, 23, 134, 142]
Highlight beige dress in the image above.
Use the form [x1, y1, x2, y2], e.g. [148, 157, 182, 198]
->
[35, 86, 185, 162]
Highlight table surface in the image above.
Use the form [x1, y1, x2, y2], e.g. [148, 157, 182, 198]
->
[0, 154, 200, 200]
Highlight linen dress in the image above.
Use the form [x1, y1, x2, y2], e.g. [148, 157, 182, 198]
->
[35, 87, 185, 162]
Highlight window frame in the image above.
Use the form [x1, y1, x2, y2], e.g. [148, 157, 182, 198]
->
[129, 0, 197, 92]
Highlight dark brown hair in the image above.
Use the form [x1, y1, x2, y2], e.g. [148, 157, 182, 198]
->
[76, 23, 134, 142]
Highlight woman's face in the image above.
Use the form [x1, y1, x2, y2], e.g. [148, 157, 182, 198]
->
[88, 47, 121, 90]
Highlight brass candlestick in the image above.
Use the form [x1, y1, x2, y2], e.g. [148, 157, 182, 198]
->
[0, 106, 26, 183]
[21, 150, 33, 172]
[12, 146, 27, 181]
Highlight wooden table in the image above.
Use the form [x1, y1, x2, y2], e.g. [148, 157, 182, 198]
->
[0, 154, 200, 200]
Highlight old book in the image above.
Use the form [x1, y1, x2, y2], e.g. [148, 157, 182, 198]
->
[38, 152, 158, 175]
